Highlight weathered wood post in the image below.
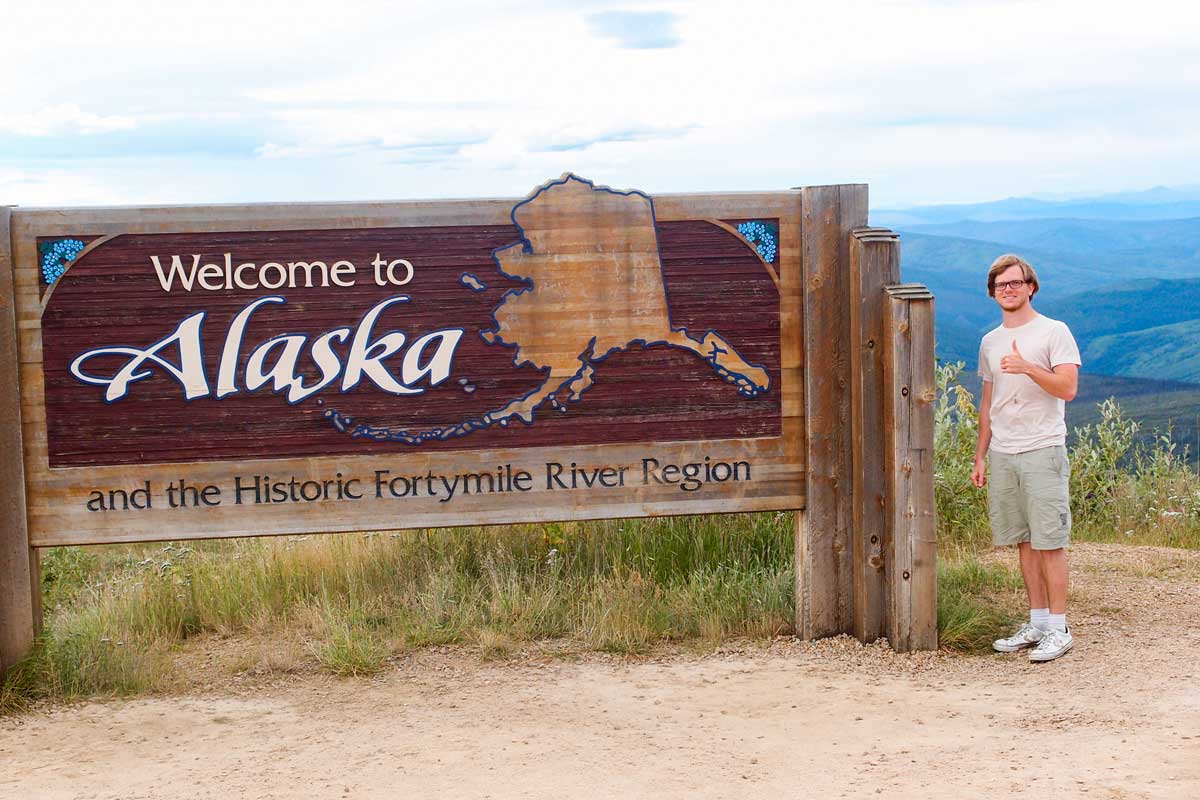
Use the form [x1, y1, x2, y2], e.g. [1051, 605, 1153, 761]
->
[1, 205, 40, 676]
[883, 283, 937, 651]
[848, 228, 901, 643]
[795, 185, 867, 640]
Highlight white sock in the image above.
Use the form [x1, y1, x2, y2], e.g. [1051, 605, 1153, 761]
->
[1047, 613, 1067, 633]
[1031, 608, 1050, 631]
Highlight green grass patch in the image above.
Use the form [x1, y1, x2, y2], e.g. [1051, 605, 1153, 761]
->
[935, 551, 1024, 654]
[2, 514, 797, 710]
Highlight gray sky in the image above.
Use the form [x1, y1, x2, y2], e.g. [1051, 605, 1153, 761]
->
[3, 0, 1198, 208]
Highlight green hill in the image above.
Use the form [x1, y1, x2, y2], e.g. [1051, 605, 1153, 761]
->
[1083, 319, 1200, 383]
[1040, 278, 1200, 345]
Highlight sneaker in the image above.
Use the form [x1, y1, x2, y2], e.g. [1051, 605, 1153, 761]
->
[1029, 627, 1074, 662]
[993, 622, 1045, 652]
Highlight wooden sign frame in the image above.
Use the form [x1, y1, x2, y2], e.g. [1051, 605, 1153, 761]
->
[1, 180, 936, 674]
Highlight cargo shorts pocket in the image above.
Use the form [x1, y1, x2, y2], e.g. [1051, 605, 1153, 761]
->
[1028, 447, 1071, 549]
[988, 453, 1028, 546]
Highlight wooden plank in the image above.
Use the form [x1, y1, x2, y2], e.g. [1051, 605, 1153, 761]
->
[25, 435, 801, 547]
[907, 295, 938, 651]
[32, 219, 782, 468]
[849, 228, 900, 642]
[7, 178, 810, 549]
[883, 284, 937, 652]
[796, 184, 867, 639]
[11, 189, 798, 237]
[1, 205, 39, 675]
[883, 292, 913, 649]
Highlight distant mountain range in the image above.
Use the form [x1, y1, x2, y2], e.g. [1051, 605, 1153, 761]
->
[875, 185, 1200, 226]
[878, 187, 1200, 384]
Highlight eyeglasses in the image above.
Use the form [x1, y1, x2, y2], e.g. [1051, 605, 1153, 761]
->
[994, 279, 1030, 292]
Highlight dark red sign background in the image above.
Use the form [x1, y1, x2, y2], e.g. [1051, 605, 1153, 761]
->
[41, 220, 781, 467]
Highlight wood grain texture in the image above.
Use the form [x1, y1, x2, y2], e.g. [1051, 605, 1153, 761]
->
[1, 205, 39, 674]
[38, 219, 781, 467]
[883, 284, 937, 651]
[9, 179, 807, 548]
[849, 228, 900, 643]
[907, 292, 938, 651]
[795, 185, 868, 640]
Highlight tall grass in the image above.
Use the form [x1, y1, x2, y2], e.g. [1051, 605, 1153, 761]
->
[2, 514, 795, 709]
[936, 546, 1024, 653]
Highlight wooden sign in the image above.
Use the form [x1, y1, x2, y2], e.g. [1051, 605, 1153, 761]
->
[1, 176, 937, 671]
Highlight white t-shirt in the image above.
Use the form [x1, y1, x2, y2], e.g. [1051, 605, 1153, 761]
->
[978, 314, 1081, 454]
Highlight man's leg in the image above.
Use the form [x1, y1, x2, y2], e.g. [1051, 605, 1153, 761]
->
[990, 452, 1050, 652]
[1017, 541, 1049, 610]
[1026, 446, 1074, 661]
[993, 543, 1049, 651]
[1037, 547, 1069, 615]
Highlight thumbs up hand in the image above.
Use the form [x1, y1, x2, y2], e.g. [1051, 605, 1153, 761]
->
[1000, 340, 1032, 375]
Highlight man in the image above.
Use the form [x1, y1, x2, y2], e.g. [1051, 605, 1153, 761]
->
[971, 253, 1081, 662]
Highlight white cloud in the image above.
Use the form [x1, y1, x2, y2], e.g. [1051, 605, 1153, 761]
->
[0, 104, 136, 136]
[2, 0, 1199, 206]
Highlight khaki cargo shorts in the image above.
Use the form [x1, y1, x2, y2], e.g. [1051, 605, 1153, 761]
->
[988, 445, 1072, 550]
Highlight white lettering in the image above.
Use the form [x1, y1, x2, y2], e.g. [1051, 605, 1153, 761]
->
[330, 260, 356, 287]
[260, 262, 287, 290]
[341, 296, 422, 395]
[386, 258, 414, 286]
[287, 260, 328, 288]
[197, 261, 225, 291]
[402, 329, 463, 387]
[150, 254, 369, 291]
[70, 312, 210, 401]
[234, 260, 258, 290]
[217, 296, 284, 398]
[69, 296, 460, 403]
[150, 254, 201, 292]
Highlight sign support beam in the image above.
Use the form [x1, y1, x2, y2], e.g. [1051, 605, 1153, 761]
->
[1, 205, 39, 676]
[883, 283, 938, 651]
[795, 185, 867, 640]
[849, 228, 901, 643]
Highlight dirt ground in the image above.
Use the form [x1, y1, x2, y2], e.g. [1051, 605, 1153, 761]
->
[2, 543, 1198, 800]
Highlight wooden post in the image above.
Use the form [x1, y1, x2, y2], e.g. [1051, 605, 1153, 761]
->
[848, 229, 900, 642]
[1, 205, 39, 676]
[883, 284, 937, 651]
[795, 185, 867, 639]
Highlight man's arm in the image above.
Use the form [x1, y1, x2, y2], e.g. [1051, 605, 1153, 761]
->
[971, 380, 993, 488]
[1000, 341, 1079, 401]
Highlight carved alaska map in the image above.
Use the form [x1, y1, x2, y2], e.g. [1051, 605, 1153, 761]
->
[350, 174, 772, 443]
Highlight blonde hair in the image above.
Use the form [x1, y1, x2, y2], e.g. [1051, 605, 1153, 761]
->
[987, 253, 1039, 297]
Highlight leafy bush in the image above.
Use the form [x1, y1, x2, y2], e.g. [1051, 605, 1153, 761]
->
[934, 362, 991, 545]
[935, 363, 1200, 548]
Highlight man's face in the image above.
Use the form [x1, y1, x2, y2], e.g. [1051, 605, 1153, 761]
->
[992, 264, 1034, 311]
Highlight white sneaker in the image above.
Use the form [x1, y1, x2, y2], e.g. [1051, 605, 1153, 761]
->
[993, 622, 1045, 653]
[1029, 627, 1074, 662]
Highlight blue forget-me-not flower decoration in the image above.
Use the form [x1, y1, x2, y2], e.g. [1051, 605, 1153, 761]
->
[39, 238, 86, 285]
[736, 221, 778, 263]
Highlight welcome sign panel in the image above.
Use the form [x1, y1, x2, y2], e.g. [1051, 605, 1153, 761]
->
[12, 176, 805, 546]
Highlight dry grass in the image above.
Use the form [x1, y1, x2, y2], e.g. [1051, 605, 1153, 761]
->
[2, 514, 795, 709]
